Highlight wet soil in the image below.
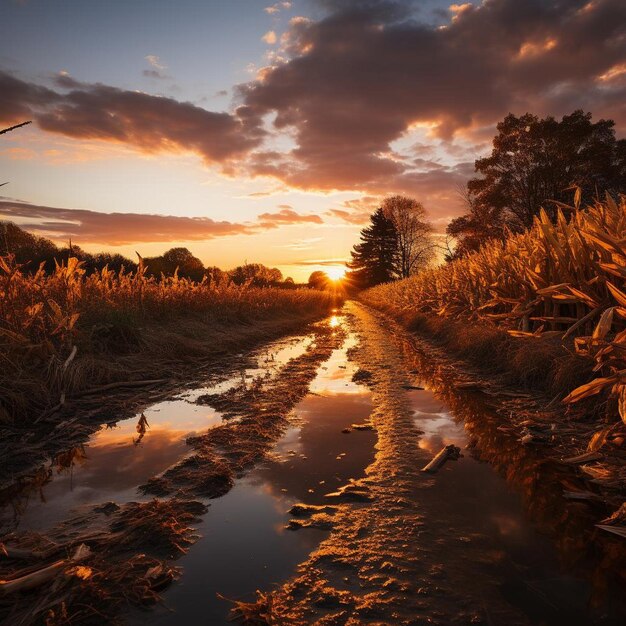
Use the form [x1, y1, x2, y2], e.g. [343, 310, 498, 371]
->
[0, 303, 624, 625]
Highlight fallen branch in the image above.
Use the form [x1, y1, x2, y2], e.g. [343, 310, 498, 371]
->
[421, 444, 461, 474]
[0, 543, 90, 596]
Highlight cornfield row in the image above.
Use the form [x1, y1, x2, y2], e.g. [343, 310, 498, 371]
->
[364, 195, 626, 420]
[0, 256, 334, 423]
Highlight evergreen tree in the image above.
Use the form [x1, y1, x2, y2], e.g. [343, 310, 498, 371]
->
[347, 208, 398, 289]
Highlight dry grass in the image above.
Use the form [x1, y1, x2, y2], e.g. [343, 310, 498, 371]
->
[363, 195, 626, 419]
[0, 256, 336, 425]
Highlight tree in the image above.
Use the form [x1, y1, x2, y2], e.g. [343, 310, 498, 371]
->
[0, 221, 59, 270]
[229, 263, 283, 287]
[449, 110, 626, 257]
[308, 270, 331, 290]
[347, 208, 398, 289]
[86, 252, 137, 274]
[382, 195, 434, 278]
[145, 247, 205, 281]
[204, 265, 228, 285]
[446, 188, 508, 259]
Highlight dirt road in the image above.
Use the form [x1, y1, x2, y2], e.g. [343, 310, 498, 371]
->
[1, 303, 623, 625]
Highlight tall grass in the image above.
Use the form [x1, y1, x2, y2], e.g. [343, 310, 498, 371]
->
[363, 195, 626, 420]
[0, 256, 335, 424]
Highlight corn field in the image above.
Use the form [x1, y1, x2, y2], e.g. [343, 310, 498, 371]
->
[364, 195, 626, 420]
[0, 256, 334, 423]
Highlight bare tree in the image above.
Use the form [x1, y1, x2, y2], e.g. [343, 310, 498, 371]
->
[382, 195, 434, 278]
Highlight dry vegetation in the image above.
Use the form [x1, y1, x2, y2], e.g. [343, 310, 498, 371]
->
[0, 255, 336, 425]
[363, 194, 626, 420]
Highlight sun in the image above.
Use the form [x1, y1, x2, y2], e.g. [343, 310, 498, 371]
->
[326, 265, 347, 281]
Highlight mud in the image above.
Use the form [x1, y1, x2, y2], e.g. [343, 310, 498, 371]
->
[238, 303, 625, 625]
[0, 303, 624, 625]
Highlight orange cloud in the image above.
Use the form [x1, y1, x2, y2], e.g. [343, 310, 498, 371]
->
[0, 198, 325, 245]
[0, 199, 253, 245]
[257, 207, 323, 228]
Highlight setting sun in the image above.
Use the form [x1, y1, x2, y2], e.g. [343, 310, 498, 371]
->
[326, 265, 347, 281]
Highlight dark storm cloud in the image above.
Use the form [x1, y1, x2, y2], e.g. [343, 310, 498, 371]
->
[240, 0, 625, 197]
[0, 70, 265, 165]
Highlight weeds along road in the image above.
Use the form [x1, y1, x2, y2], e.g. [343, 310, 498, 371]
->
[1, 302, 623, 625]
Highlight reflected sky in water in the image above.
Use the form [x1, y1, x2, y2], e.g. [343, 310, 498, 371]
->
[152, 318, 376, 625]
[0, 333, 317, 533]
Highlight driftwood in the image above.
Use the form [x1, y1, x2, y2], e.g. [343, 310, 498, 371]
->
[421, 444, 461, 474]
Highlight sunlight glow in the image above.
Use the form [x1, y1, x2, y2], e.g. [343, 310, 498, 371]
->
[326, 265, 347, 281]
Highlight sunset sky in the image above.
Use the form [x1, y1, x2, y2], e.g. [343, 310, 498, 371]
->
[1, 0, 624, 280]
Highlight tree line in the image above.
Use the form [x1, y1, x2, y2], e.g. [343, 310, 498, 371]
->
[0, 221, 296, 287]
[344, 109, 625, 289]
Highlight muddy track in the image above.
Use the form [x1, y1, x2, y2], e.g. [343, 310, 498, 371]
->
[257, 303, 536, 625]
[1, 303, 624, 625]
[240, 302, 625, 625]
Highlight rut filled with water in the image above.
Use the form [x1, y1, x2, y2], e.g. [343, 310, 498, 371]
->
[1, 303, 623, 625]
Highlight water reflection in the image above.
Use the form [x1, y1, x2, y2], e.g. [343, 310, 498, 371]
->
[403, 338, 626, 621]
[3, 396, 220, 530]
[153, 323, 376, 625]
[0, 332, 319, 533]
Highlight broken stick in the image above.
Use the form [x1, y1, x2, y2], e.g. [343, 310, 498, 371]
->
[421, 444, 461, 474]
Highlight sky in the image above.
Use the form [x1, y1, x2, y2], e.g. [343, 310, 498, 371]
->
[0, 0, 624, 281]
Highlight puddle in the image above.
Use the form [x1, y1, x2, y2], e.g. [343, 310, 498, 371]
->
[3, 307, 622, 624]
[181, 334, 314, 401]
[150, 322, 376, 625]
[403, 365, 624, 623]
[0, 333, 318, 534]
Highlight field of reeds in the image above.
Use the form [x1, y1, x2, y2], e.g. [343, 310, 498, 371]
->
[363, 194, 626, 421]
[0, 255, 336, 425]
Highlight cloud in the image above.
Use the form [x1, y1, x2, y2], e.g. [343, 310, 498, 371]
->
[0, 70, 265, 166]
[292, 257, 349, 267]
[0, 199, 256, 245]
[281, 236, 323, 250]
[327, 208, 370, 225]
[326, 195, 381, 225]
[145, 55, 166, 71]
[264, 2, 291, 15]
[2, 0, 624, 227]
[238, 0, 625, 208]
[0, 198, 325, 245]
[142, 69, 169, 80]
[257, 207, 324, 228]
[142, 56, 170, 80]
[262, 30, 278, 44]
